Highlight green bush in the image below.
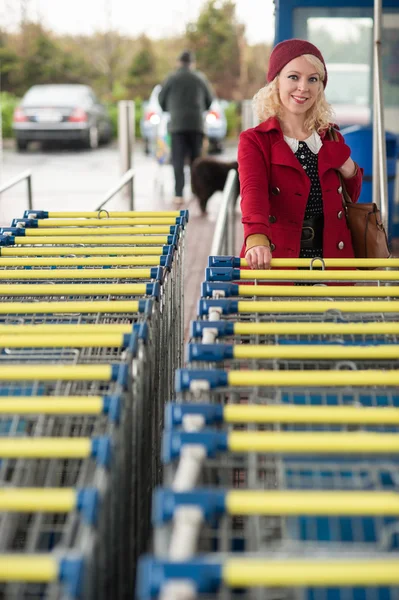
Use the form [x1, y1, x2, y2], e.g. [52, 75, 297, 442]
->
[0, 92, 20, 138]
[106, 98, 144, 140]
[224, 101, 239, 138]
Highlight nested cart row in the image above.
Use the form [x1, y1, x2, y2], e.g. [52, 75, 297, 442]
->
[136, 255, 399, 600]
[0, 209, 187, 600]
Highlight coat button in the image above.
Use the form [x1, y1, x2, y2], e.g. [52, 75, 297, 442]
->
[337, 241, 344, 250]
[269, 215, 277, 223]
[271, 187, 280, 195]
[270, 243, 276, 251]
[337, 186, 343, 194]
[337, 210, 343, 219]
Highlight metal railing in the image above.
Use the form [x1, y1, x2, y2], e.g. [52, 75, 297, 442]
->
[372, 0, 389, 230]
[95, 168, 135, 211]
[210, 169, 240, 256]
[0, 169, 33, 210]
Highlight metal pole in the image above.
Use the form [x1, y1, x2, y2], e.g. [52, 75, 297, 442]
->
[373, 0, 389, 229]
[27, 174, 32, 210]
[241, 100, 257, 132]
[210, 169, 239, 256]
[228, 185, 236, 256]
[372, 61, 379, 206]
[118, 100, 135, 210]
[128, 100, 135, 210]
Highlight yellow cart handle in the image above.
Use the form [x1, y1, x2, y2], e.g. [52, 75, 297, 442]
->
[235, 284, 399, 298]
[239, 269, 399, 281]
[22, 226, 174, 236]
[0, 268, 154, 280]
[46, 210, 181, 218]
[228, 369, 399, 387]
[226, 490, 399, 515]
[231, 344, 399, 360]
[13, 235, 171, 245]
[232, 321, 399, 335]
[0, 333, 129, 348]
[0, 256, 162, 267]
[0, 396, 103, 414]
[0, 300, 140, 314]
[0, 438, 92, 458]
[236, 300, 399, 313]
[223, 404, 399, 425]
[223, 559, 399, 587]
[1, 246, 165, 256]
[36, 217, 177, 226]
[239, 257, 399, 268]
[0, 488, 76, 512]
[228, 431, 399, 453]
[0, 284, 148, 296]
[0, 364, 113, 381]
[0, 556, 59, 582]
[0, 323, 131, 334]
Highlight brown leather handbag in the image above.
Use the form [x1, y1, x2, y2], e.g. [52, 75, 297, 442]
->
[328, 128, 390, 259]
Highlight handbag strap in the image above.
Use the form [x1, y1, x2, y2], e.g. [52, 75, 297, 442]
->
[326, 127, 352, 206]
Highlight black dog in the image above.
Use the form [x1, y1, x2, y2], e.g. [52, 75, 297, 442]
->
[191, 157, 239, 213]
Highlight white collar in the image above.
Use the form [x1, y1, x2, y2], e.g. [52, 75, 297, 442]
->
[283, 131, 322, 155]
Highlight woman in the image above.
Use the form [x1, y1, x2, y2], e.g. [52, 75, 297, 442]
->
[239, 39, 363, 270]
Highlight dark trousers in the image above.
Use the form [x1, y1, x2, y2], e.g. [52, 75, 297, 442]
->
[171, 131, 203, 197]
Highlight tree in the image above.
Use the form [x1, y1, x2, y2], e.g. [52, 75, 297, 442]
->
[0, 31, 20, 92]
[243, 43, 271, 99]
[186, 0, 242, 99]
[126, 35, 158, 98]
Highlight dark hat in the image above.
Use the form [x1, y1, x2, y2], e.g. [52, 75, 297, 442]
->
[267, 39, 327, 88]
[179, 50, 195, 64]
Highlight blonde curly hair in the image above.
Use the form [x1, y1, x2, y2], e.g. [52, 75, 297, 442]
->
[253, 54, 334, 134]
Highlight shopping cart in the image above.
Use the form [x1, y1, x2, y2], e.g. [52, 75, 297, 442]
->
[137, 555, 399, 600]
[0, 553, 89, 600]
[207, 256, 399, 270]
[190, 320, 399, 345]
[0, 198, 188, 600]
[21, 210, 188, 220]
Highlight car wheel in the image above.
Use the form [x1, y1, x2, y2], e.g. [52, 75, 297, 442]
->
[84, 126, 99, 150]
[208, 139, 223, 155]
[144, 138, 151, 155]
[16, 140, 28, 152]
[100, 124, 112, 146]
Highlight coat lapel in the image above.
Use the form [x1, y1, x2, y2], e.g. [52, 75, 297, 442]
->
[271, 139, 304, 175]
[255, 117, 350, 179]
[255, 119, 304, 175]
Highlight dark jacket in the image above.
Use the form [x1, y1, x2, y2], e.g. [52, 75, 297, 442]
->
[158, 66, 214, 133]
[239, 117, 363, 259]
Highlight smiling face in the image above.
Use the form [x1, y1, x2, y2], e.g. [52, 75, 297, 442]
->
[278, 55, 322, 118]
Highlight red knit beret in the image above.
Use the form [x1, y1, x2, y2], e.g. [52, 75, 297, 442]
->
[267, 38, 328, 88]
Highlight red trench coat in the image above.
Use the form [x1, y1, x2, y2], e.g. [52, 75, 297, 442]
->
[238, 117, 363, 259]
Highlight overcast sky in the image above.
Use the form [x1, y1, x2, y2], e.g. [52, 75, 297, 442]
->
[0, 0, 275, 44]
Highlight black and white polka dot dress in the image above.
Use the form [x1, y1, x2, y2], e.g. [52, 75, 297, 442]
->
[295, 141, 323, 259]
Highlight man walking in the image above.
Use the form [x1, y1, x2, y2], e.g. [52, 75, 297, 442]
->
[159, 50, 214, 207]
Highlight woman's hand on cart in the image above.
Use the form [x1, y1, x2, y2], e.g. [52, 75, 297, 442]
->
[245, 245, 272, 270]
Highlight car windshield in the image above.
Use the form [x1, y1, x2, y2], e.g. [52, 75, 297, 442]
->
[326, 68, 370, 106]
[22, 86, 89, 106]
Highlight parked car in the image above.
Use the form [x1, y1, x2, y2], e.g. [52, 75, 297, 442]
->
[140, 84, 227, 155]
[326, 63, 371, 127]
[13, 84, 113, 151]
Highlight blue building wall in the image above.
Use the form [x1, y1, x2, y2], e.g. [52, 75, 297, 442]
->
[274, 0, 399, 43]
